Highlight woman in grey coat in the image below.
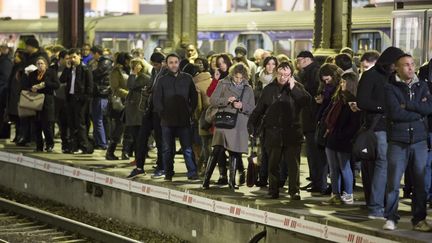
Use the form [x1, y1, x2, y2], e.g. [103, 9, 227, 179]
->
[125, 58, 152, 160]
[202, 63, 255, 190]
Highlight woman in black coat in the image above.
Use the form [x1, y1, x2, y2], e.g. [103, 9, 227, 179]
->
[26, 56, 60, 152]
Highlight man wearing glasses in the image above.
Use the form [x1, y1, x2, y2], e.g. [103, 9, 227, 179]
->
[248, 62, 311, 199]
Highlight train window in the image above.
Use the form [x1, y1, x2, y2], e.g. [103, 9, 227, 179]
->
[393, 15, 424, 67]
[293, 40, 312, 57]
[274, 40, 292, 57]
[198, 40, 211, 56]
[116, 39, 129, 52]
[238, 34, 263, 58]
[101, 38, 114, 50]
[213, 40, 227, 54]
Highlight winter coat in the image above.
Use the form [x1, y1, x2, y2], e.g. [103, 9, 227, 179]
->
[248, 80, 311, 148]
[7, 62, 25, 116]
[153, 71, 198, 127]
[385, 75, 432, 144]
[210, 78, 255, 153]
[125, 73, 151, 126]
[325, 101, 361, 153]
[418, 59, 432, 132]
[109, 65, 129, 99]
[297, 61, 320, 133]
[25, 69, 60, 122]
[0, 54, 12, 97]
[59, 64, 93, 101]
[193, 72, 212, 135]
[92, 55, 113, 98]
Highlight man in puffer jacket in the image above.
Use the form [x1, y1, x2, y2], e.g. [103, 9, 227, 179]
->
[383, 54, 432, 232]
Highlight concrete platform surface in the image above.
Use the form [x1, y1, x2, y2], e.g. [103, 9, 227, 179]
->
[0, 139, 430, 243]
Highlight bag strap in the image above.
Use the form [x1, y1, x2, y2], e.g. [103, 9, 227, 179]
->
[368, 115, 381, 131]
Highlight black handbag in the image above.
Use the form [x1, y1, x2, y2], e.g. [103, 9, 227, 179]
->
[214, 86, 246, 129]
[352, 116, 380, 161]
[314, 121, 328, 148]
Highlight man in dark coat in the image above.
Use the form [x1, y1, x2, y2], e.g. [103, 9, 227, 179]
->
[295, 51, 324, 192]
[127, 52, 168, 179]
[0, 45, 12, 137]
[91, 45, 112, 150]
[59, 48, 93, 154]
[153, 53, 198, 181]
[24, 38, 49, 67]
[383, 54, 432, 231]
[356, 46, 405, 219]
[248, 62, 311, 199]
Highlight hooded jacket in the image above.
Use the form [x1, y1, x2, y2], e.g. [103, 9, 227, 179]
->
[357, 46, 405, 131]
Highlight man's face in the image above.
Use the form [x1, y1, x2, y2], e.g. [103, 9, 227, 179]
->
[167, 56, 179, 73]
[70, 53, 81, 66]
[187, 45, 197, 58]
[396, 56, 415, 81]
[92, 52, 100, 61]
[82, 45, 91, 56]
[296, 57, 310, 69]
[60, 54, 70, 66]
[361, 60, 375, 72]
[277, 67, 292, 85]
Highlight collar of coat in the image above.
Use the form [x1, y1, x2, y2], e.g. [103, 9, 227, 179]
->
[394, 73, 420, 88]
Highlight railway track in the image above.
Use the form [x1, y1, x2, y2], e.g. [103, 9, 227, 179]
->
[0, 197, 140, 243]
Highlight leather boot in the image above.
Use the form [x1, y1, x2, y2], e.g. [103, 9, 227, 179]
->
[105, 142, 119, 160]
[201, 154, 218, 189]
[228, 155, 239, 190]
[215, 164, 228, 185]
[238, 159, 245, 185]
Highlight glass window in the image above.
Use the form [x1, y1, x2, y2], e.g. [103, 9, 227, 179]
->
[428, 16, 432, 62]
[393, 15, 423, 67]
[274, 40, 292, 57]
[293, 40, 312, 57]
[213, 40, 227, 53]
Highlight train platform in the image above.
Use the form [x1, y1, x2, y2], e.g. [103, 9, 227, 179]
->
[0, 139, 430, 243]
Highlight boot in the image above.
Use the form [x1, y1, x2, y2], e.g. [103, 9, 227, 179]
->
[228, 155, 239, 190]
[238, 159, 245, 185]
[215, 164, 228, 185]
[105, 142, 119, 160]
[201, 154, 218, 189]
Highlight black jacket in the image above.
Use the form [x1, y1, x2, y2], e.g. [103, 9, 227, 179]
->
[59, 64, 93, 101]
[418, 59, 432, 132]
[25, 49, 49, 67]
[0, 54, 12, 96]
[153, 71, 198, 127]
[385, 75, 432, 144]
[297, 61, 320, 133]
[92, 55, 113, 98]
[25, 69, 60, 122]
[248, 81, 311, 147]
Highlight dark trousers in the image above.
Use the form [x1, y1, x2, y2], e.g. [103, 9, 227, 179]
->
[136, 113, 163, 170]
[123, 125, 140, 155]
[267, 144, 301, 195]
[361, 160, 374, 206]
[55, 97, 69, 149]
[110, 113, 124, 144]
[34, 120, 54, 150]
[67, 97, 92, 152]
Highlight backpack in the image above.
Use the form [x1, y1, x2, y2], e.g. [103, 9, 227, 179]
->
[352, 116, 380, 161]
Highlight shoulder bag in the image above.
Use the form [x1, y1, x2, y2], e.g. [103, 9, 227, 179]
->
[18, 90, 45, 111]
[214, 86, 246, 129]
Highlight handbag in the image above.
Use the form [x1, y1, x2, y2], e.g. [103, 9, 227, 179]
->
[18, 106, 36, 117]
[19, 90, 45, 111]
[199, 107, 212, 130]
[314, 121, 328, 148]
[111, 95, 125, 111]
[214, 86, 246, 129]
[352, 116, 380, 161]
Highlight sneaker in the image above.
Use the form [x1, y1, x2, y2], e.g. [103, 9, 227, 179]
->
[187, 175, 200, 181]
[368, 214, 386, 220]
[127, 168, 146, 179]
[151, 170, 165, 179]
[323, 195, 342, 205]
[413, 220, 432, 232]
[383, 220, 397, 231]
[341, 192, 354, 204]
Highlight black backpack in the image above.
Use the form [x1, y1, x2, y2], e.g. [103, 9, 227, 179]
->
[352, 116, 379, 161]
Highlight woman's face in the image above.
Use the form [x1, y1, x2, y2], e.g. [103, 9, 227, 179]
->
[340, 79, 347, 91]
[195, 59, 204, 72]
[265, 59, 276, 74]
[233, 73, 243, 84]
[36, 60, 47, 72]
[217, 57, 228, 72]
[321, 75, 333, 85]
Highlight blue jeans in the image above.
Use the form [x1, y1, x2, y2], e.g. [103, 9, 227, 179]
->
[385, 141, 428, 225]
[161, 126, 197, 178]
[368, 131, 388, 216]
[305, 132, 328, 191]
[91, 98, 108, 148]
[325, 148, 353, 195]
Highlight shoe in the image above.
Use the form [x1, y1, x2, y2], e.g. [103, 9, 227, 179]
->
[307, 187, 322, 193]
[239, 171, 245, 185]
[215, 177, 228, 185]
[290, 193, 301, 200]
[403, 191, 412, 199]
[306, 177, 311, 181]
[121, 153, 129, 160]
[321, 186, 332, 195]
[255, 180, 268, 187]
[413, 220, 432, 232]
[383, 220, 396, 231]
[300, 183, 312, 190]
[188, 175, 199, 181]
[265, 193, 279, 199]
[228, 156, 239, 190]
[368, 214, 386, 220]
[164, 176, 172, 181]
[341, 192, 354, 204]
[151, 170, 165, 179]
[129, 160, 136, 166]
[202, 154, 218, 189]
[106, 153, 119, 160]
[127, 168, 146, 179]
[323, 195, 342, 205]
[62, 148, 72, 154]
[34, 148, 43, 152]
[45, 146, 54, 153]
[16, 138, 29, 146]
[94, 145, 108, 150]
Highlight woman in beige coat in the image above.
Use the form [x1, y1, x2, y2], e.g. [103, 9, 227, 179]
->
[202, 63, 255, 190]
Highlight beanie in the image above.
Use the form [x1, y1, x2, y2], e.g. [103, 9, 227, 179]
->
[376, 46, 405, 65]
[25, 38, 39, 49]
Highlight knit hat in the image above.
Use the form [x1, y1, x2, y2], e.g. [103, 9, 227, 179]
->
[150, 52, 166, 63]
[234, 46, 247, 56]
[297, 50, 314, 59]
[25, 38, 39, 49]
[376, 46, 405, 65]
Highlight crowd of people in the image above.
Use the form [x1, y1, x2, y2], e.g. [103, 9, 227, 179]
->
[1, 37, 432, 232]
